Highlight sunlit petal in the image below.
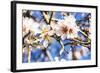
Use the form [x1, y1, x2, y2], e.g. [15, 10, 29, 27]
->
[74, 51, 82, 60]
[61, 34, 67, 40]
[43, 40, 49, 48]
[81, 46, 89, 57]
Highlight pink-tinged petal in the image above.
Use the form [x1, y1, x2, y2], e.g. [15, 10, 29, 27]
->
[61, 34, 67, 40]
[81, 46, 89, 57]
[74, 51, 82, 60]
[56, 30, 62, 36]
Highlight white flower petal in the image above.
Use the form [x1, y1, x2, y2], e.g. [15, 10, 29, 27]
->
[57, 20, 64, 25]
[61, 59, 66, 62]
[23, 17, 31, 31]
[68, 33, 77, 39]
[39, 38, 44, 42]
[66, 34, 70, 39]
[55, 57, 59, 61]
[81, 46, 89, 57]
[47, 25, 51, 30]
[41, 24, 50, 31]
[56, 30, 62, 36]
[70, 34, 74, 38]
[43, 40, 49, 48]
[30, 22, 41, 34]
[61, 34, 67, 40]
[74, 51, 82, 60]
[23, 17, 41, 35]
[64, 15, 77, 28]
[48, 30, 55, 36]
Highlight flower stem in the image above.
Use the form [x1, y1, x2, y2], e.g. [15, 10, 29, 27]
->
[60, 40, 65, 55]
[46, 50, 54, 61]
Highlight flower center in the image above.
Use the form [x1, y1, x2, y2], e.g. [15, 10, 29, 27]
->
[61, 25, 68, 34]
[43, 33, 51, 42]
[42, 28, 48, 33]
[69, 29, 73, 34]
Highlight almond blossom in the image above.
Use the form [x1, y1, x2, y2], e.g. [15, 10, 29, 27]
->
[39, 24, 54, 48]
[22, 17, 41, 36]
[53, 15, 79, 40]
